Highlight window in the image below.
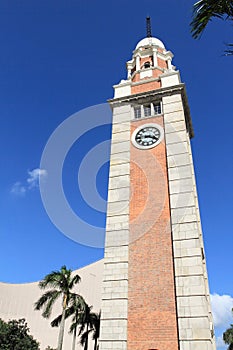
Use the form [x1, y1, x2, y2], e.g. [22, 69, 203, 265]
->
[134, 106, 141, 119]
[153, 102, 161, 115]
[144, 61, 151, 69]
[143, 104, 151, 117]
[133, 102, 161, 119]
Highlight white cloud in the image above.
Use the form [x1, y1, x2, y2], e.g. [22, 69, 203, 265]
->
[216, 336, 227, 349]
[27, 168, 47, 189]
[10, 182, 26, 196]
[211, 293, 233, 349]
[10, 168, 47, 195]
[211, 293, 233, 328]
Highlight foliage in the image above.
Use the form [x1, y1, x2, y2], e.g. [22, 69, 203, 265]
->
[91, 312, 100, 350]
[0, 318, 40, 350]
[190, 0, 233, 54]
[79, 306, 100, 350]
[191, 0, 233, 38]
[35, 266, 101, 350]
[79, 304, 93, 350]
[223, 309, 233, 350]
[35, 265, 81, 350]
[51, 297, 100, 350]
[50, 293, 85, 328]
[51, 293, 85, 350]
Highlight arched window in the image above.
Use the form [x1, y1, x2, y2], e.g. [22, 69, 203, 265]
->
[144, 61, 151, 69]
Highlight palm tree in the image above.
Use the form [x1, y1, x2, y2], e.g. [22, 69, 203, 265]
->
[190, 0, 233, 54]
[91, 311, 100, 350]
[51, 293, 86, 350]
[79, 304, 93, 350]
[79, 306, 100, 350]
[223, 308, 233, 350]
[34, 266, 81, 350]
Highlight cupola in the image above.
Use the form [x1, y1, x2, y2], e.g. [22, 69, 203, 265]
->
[113, 17, 181, 98]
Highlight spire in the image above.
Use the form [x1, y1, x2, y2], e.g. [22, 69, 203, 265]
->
[146, 16, 152, 38]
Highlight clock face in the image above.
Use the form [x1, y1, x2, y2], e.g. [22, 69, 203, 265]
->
[131, 123, 164, 150]
[135, 126, 160, 147]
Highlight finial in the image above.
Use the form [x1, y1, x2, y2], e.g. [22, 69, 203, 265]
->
[146, 16, 152, 38]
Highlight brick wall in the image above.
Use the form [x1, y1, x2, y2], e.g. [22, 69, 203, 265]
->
[131, 80, 161, 94]
[127, 116, 179, 350]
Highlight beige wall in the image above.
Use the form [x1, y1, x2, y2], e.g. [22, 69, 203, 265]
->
[0, 259, 103, 350]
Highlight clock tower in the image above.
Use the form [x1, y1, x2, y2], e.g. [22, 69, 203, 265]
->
[99, 21, 215, 350]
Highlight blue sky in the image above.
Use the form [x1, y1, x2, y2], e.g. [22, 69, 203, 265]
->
[0, 1, 232, 348]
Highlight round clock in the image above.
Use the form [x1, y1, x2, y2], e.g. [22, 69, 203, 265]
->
[131, 123, 164, 149]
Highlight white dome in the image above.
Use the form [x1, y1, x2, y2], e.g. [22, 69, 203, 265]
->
[135, 37, 165, 50]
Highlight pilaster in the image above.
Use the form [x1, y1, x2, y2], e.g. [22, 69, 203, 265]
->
[163, 91, 215, 350]
[99, 104, 131, 350]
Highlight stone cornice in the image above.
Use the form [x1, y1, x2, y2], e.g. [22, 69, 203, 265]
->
[108, 83, 194, 138]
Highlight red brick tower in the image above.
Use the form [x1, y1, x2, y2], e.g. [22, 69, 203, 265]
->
[99, 22, 216, 350]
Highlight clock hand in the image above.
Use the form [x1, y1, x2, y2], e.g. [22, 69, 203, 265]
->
[145, 134, 156, 139]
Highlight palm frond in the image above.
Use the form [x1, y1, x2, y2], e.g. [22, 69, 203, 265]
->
[69, 273, 81, 289]
[60, 265, 69, 274]
[78, 322, 86, 336]
[59, 266, 71, 291]
[77, 304, 94, 336]
[51, 314, 62, 327]
[38, 272, 62, 289]
[69, 322, 78, 334]
[34, 290, 60, 319]
[191, 0, 233, 39]
[38, 266, 81, 297]
[51, 303, 79, 328]
[92, 311, 101, 340]
[80, 329, 92, 346]
[34, 290, 58, 309]
[38, 265, 72, 289]
[69, 293, 86, 309]
[42, 290, 61, 318]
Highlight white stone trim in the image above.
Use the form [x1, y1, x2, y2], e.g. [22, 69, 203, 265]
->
[163, 92, 216, 350]
[99, 106, 131, 350]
